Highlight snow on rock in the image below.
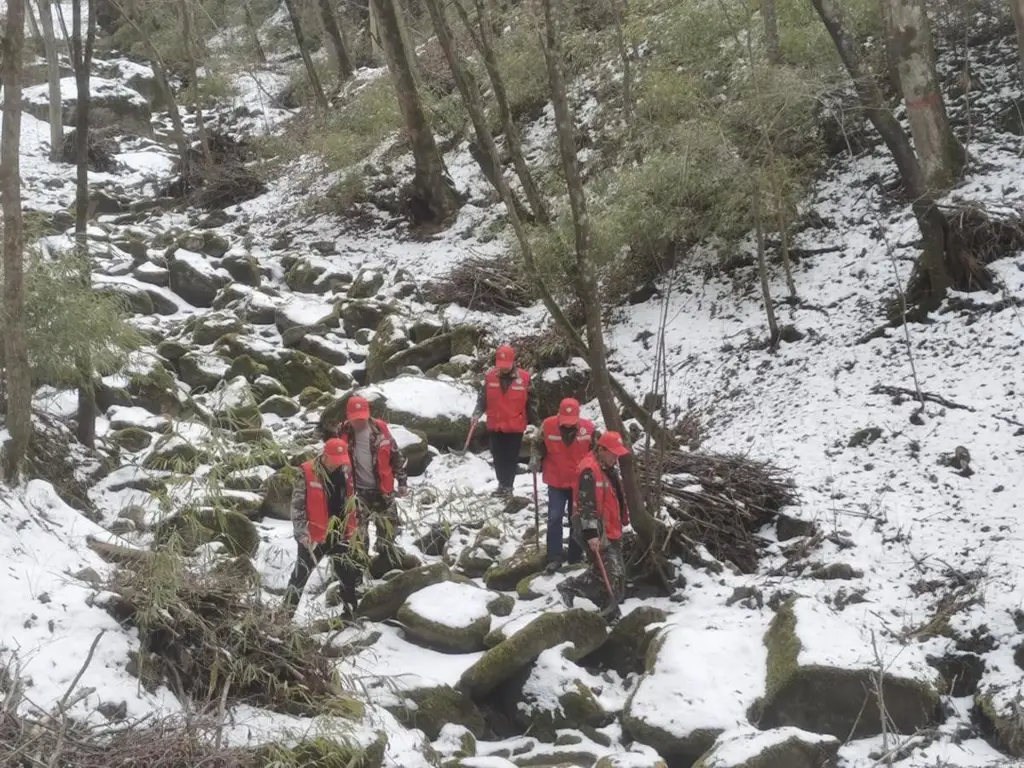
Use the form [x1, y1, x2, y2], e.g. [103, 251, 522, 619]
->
[402, 581, 495, 629]
[274, 295, 337, 332]
[693, 727, 840, 768]
[0, 481, 180, 723]
[21, 76, 152, 136]
[368, 376, 478, 449]
[623, 609, 768, 765]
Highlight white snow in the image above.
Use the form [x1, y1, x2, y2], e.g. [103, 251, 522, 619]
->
[387, 424, 424, 451]
[700, 727, 839, 768]
[21, 76, 149, 109]
[276, 296, 336, 328]
[402, 581, 493, 628]
[373, 376, 478, 420]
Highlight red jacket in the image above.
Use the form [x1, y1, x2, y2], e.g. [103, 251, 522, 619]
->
[573, 453, 624, 542]
[338, 418, 399, 495]
[484, 367, 531, 433]
[541, 416, 596, 489]
[301, 461, 358, 544]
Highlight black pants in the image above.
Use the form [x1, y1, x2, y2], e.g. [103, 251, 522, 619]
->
[282, 529, 362, 614]
[490, 431, 523, 489]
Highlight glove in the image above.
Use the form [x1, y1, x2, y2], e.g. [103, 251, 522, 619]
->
[528, 454, 541, 473]
[524, 425, 540, 440]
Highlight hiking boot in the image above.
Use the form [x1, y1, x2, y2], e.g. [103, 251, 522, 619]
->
[556, 583, 575, 608]
[545, 558, 563, 574]
[489, 487, 505, 498]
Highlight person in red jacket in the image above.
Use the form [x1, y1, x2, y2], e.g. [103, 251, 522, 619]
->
[472, 344, 539, 497]
[529, 398, 598, 572]
[558, 431, 631, 619]
[336, 396, 408, 570]
[282, 438, 362, 619]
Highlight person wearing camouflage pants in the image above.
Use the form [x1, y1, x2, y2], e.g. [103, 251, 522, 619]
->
[558, 431, 632, 619]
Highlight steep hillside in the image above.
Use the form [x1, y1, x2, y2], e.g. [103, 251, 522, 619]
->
[2, 1, 1024, 767]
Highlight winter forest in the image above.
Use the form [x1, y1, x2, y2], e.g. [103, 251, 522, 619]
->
[1, 0, 1023, 766]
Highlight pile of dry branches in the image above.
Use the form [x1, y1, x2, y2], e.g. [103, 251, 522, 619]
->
[423, 254, 535, 314]
[104, 557, 357, 717]
[641, 450, 798, 573]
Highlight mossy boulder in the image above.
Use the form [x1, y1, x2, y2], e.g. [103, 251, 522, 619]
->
[98, 363, 183, 416]
[396, 581, 498, 653]
[976, 686, 1024, 757]
[259, 395, 301, 418]
[226, 355, 269, 382]
[298, 386, 327, 407]
[692, 727, 840, 768]
[349, 267, 386, 299]
[340, 298, 392, 336]
[594, 758, 667, 768]
[168, 250, 227, 307]
[385, 686, 487, 741]
[458, 609, 609, 697]
[265, 349, 335, 396]
[488, 593, 515, 617]
[108, 427, 154, 452]
[262, 732, 387, 768]
[757, 598, 942, 739]
[532, 360, 593, 422]
[153, 508, 259, 556]
[516, 666, 611, 742]
[177, 352, 230, 390]
[584, 606, 668, 676]
[382, 327, 480, 380]
[258, 465, 302, 520]
[192, 312, 244, 346]
[221, 253, 262, 287]
[484, 547, 548, 592]
[377, 376, 480, 449]
[366, 315, 411, 383]
[143, 435, 209, 472]
[356, 563, 453, 622]
[156, 339, 189, 362]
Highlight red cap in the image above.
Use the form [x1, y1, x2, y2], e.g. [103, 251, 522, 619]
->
[597, 431, 630, 458]
[495, 344, 515, 370]
[557, 398, 580, 426]
[346, 396, 370, 421]
[324, 438, 347, 457]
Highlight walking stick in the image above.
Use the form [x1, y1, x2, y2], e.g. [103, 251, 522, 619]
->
[451, 417, 479, 456]
[592, 545, 620, 615]
[532, 470, 540, 551]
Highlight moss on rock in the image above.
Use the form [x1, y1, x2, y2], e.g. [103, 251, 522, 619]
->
[265, 349, 335, 396]
[385, 686, 487, 741]
[109, 427, 154, 452]
[692, 728, 840, 768]
[483, 548, 548, 592]
[356, 563, 452, 622]
[143, 435, 209, 472]
[488, 593, 515, 617]
[518, 679, 611, 742]
[584, 606, 668, 676]
[976, 687, 1024, 757]
[153, 508, 260, 557]
[459, 609, 609, 697]
[366, 314, 410, 383]
[226, 355, 269, 382]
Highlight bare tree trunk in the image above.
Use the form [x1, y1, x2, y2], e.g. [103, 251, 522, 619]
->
[71, 0, 98, 448]
[453, 0, 549, 223]
[37, 0, 64, 162]
[1011, 0, 1024, 87]
[540, 0, 652, 539]
[754, 181, 780, 345]
[283, 0, 329, 108]
[610, 0, 634, 124]
[884, 0, 965, 191]
[180, 0, 210, 160]
[880, 0, 903, 95]
[371, 0, 459, 225]
[1, 0, 32, 480]
[369, 2, 384, 64]
[812, 0, 951, 309]
[26, 2, 46, 56]
[319, 0, 354, 81]
[762, 0, 782, 64]
[423, 0, 530, 216]
[243, 0, 268, 64]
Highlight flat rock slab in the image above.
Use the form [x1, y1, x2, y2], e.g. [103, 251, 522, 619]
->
[693, 727, 840, 768]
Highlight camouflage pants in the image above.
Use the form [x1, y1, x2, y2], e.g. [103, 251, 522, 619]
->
[560, 539, 625, 610]
[353, 489, 402, 562]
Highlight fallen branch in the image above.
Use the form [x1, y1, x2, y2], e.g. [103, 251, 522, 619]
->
[869, 384, 975, 412]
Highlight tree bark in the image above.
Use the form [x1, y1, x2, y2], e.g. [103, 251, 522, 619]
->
[884, 0, 965, 192]
[369, 1, 384, 64]
[244, 0, 268, 64]
[37, 0, 64, 162]
[180, 0, 210, 160]
[762, 0, 782, 64]
[71, 0, 98, 448]
[540, 0, 652, 541]
[26, 2, 46, 56]
[754, 181, 780, 345]
[1012, 0, 1024, 87]
[610, 0, 634, 124]
[454, 0, 549, 223]
[319, 0, 354, 81]
[371, 0, 459, 225]
[812, 0, 952, 309]
[1, 0, 32, 480]
[283, 0, 329, 108]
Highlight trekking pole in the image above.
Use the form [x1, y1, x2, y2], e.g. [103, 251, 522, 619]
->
[452, 417, 479, 456]
[592, 546, 620, 613]
[532, 470, 540, 551]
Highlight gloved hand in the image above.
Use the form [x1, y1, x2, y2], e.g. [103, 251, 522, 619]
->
[524, 425, 540, 441]
[528, 454, 541, 473]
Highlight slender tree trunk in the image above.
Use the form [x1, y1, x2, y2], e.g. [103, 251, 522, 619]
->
[283, 0, 329, 108]
[371, 0, 459, 225]
[884, 0, 965, 191]
[423, 0, 529, 216]
[244, 0, 268, 64]
[880, 0, 903, 95]
[26, 2, 46, 56]
[1011, 0, 1024, 87]
[1, 0, 32, 480]
[180, 0, 210, 160]
[610, 0, 634, 125]
[71, 0, 98, 448]
[812, 0, 952, 308]
[754, 181, 780, 345]
[319, 0, 354, 81]
[369, 2, 384, 64]
[540, 0, 652, 539]
[37, 0, 64, 162]
[761, 0, 781, 64]
[454, 0, 549, 223]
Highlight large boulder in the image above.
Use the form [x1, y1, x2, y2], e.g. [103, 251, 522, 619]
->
[584, 606, 669, 676]
[264, 350, 336, 397]
[532, 359, 594, 425]
[381, 326, 481, 380]
[168, 249, 227, 307]
[177, 353, 230, 390]
[384, 686, 486, 741]
[356, 563, 453, 622]
[259, 466, 302, 520]
[977, 684, 1024, 757]
[349, 267, 386, 298]
[340, 298, 392, 336]
[623, 619, 767, 765]
[513, 648, 612, 740]
[274, 296, 338, 337]
[484, 547, 548, 592]
[692, 727, 840, 768]
[153, 508, 260, 557]
[459, 609, 608, 697]
[95, 280, 153, 315]
[23, 76, 152, 136]
[396, 581, 504, 654]
[390, 425, 432, 477]
[757, 598, 942, 739]
[375, 376, 479, 450]
[221, 253, 262, 287]
[192, 311, 245, 346]
[366, 315, 411, 383]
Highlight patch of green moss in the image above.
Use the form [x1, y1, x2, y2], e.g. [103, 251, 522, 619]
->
[483, 548, 548, 592]
[356, 563, 452, 622]
[108, 427, 154, 452]
[763, 598, 801, 699]
[226, 354, 269, 381]
[385, 686, 486, 741]
[976, 689, 1024, 757]
[269, 350, 335, 397]
[397, 604, 491, 654]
